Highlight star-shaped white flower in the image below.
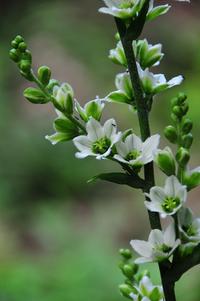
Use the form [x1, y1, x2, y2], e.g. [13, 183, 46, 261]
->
[114, 133, 160, 168]
[130, 223, 180, 263]
[145, 176, 187, 218]
[73, 118, 121, 160]
[137, 63, 184, 95]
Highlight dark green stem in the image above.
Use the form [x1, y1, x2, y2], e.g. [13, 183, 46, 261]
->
[115, 17, 177, 301]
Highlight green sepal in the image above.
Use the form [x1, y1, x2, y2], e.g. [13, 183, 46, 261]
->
[88, 172, 146, 189]
[146, 5, 171, 22]
[23, 87, 49, 104]
[45, 132, 75, 145]
[54, 117, 78, 134]
[107, 91, 131, 104]
[149, 287, 163, 301]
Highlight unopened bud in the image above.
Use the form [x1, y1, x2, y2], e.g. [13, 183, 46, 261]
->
[172, 106, 183, 118]
[119, 248, 132, 259]
[155, 147, 176, 176]
[182, 118, 193, 134]
[53, 83, 74, 115]
[19, 60, 31, 73]
[119, 284, 133, 298]
[9, 49, 20, 62]
[24, 87, 49, 104]
[177, 92, 187, 104]
[176, 147, 190, 167]
[182, 133, 193, 149]
[18, 42, 27, 52]
[38, 66, 51, 86]
[164, 125, 177, 143]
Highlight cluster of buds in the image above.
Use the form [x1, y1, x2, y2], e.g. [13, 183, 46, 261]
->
[118, 249, 163, 301]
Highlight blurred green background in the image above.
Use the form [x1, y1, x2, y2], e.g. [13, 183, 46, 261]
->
[0, 0, 200, 300]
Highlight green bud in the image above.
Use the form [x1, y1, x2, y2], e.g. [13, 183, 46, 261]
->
[119, 248, 132, 259]
[38, 66, 51, 86]
[177, 92, 187, 104]
[155, 147, 176, 176]
[164, 125, 177, 143]
[11, 40, 18, 49]
[24, 50, 32, 62]
[182, 118, 193, 134]
[182, 133, 193, 149]
[119, 284, 133, 299]
[15, 35, 24, 44]
[9, 49, 20, 62]
[47, 79, 60, 93]
[85, 99, 104, 121]
[53, 83, 74, 115]
[24, 87, 49, 104]
[179, 242, 197, 257]
[122, 264, 135, 279]
[181, 102, 189, 115]
[19, 60, 31, 73]
[18, 42, 27, 52]
[172, 105, 183, 118]
[170, 113, 179, 123]
[176, 147, 190, 167]
[171, 97, 179, 107]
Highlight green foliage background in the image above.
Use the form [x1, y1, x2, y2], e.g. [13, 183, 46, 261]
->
[0, 1, 200, 300]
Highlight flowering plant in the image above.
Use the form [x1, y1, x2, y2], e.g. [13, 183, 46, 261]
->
[9, 0, 199, 300]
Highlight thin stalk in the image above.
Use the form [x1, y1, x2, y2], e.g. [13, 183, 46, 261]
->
[115, 18, 177, 301]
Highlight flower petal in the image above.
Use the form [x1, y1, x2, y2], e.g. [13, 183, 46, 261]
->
[149, 229, 164, 245]
[130, 240, 153, 257]
[86, 118, 104, 141]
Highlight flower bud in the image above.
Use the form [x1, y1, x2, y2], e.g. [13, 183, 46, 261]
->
[15, 35, 24, 44]
[24, 87, 49, 104]
[171, 97, 179, 107]
[182, 133, 193, 149]
[119, 284, 133, 298]
[155, 147, 176, 176]
[9, 49, 20, 62]
[47, 79, 60, 93]
[179, 242, 196, 257]
[177, 92, 187, 104]
[176, 147, 190, 167]
[38, 66, 51, 86]
[172, 105, 183, 118]
[182, 118, 193, 134]
[119, 248, 132, 259]
[183, 167, 200, 191]
[181, 102, 189, 115]
[53, 83, 74, 115]
[18, 42, 27, 52]
[19, 60, 31, 73]
[137, 269, 150, 282]
[164, 125, 177, 143]
[122, 264, 135, 279]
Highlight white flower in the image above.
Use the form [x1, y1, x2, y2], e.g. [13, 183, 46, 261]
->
[137, 63, 184, 95]
[99, 0, 146, 20]
[114, 133, 160, 168]
[145, 176, 187, 218]
[130, 223, 180, 263]
[109, 41, 127, 66]
[53, 83, 74, 114]
[130, 276, 164, 301]
[179, 207, 200, 243]
[73, 118, 121, 160]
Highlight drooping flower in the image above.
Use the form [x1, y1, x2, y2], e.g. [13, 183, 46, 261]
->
[179, 207, 200, 243]
[114, 133, 160, 169]
[130, 223, 180, 263]
[137, 63, 184, 95]
[130, 275, 164, 301]
[73, 118, 121, 160]
[145, 176, 187, 218]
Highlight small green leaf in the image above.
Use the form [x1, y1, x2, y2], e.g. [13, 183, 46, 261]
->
[23, 87, 49, 104]
[88, 172, 146, 189]
[54, 117, 78, 134]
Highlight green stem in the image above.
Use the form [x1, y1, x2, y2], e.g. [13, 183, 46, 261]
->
[115, 18, 177, 301]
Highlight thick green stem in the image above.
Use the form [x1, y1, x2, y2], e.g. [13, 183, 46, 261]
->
[115, 18, 177, 301]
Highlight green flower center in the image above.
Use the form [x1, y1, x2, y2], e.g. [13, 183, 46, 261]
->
[92, 137, 111, 154]
[119, 0, 134, 9]
[157, 244, 172, 253]
[162, 197, 180, 213]
[126, 149, 141, 161]
[183, 224, 196, 237]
